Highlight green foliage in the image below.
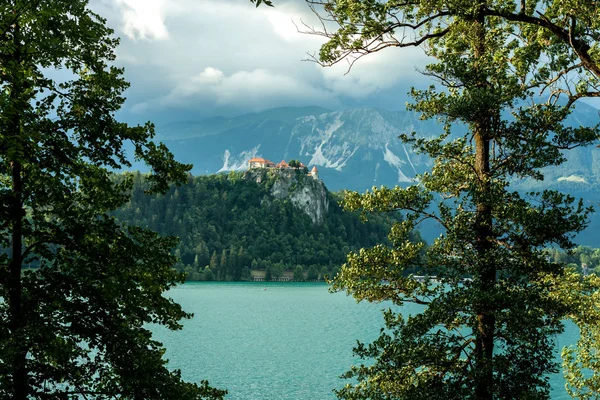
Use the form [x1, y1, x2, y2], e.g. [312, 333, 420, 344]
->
[0, 1, 222, 399]
[293, 265, 305, 281]
[307, 265, 320, 281]
[537, 269, 600, 400]
[307, 0, 600, 399]
[546, 246, 600, 275]
[113, 171, 399, 281]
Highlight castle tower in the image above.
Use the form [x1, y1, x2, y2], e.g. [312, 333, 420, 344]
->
[310, 166, 319, 180]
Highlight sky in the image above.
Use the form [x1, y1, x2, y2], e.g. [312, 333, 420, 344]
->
[89, 0, 431, 125]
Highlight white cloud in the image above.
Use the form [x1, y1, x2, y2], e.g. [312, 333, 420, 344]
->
[89, 0, 428, 121]
[158, 67, 337, 112]
[191, 67, 225, 85]
[266, 9, 303, 42]
[319, 48, 431, 98]
[557, 175, 587, 183]
[114, 0, 170, 40]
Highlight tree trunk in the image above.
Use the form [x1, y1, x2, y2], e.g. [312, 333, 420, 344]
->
[7, 20, 28, 400]
[472, 10, 496, 400]
[474, 127, 495, 400]
[9, 159, 27, 400]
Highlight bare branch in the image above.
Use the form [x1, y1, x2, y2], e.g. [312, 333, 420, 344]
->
[298, 1, 450, 73]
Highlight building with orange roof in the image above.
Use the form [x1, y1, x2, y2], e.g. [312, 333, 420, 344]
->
[248, 157, 275, 169]
[276, 160, 289, 169]
[248, 157, 318, 180]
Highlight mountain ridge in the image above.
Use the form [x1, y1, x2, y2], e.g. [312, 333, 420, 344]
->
[155, 104, 600, 246]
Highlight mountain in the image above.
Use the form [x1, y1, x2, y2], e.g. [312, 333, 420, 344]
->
[156, 105, 600, 246]
[159, 107, 442, 191]
[160, 105, 599, 189]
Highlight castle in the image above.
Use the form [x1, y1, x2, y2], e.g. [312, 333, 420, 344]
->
[248, 157, 319, 180]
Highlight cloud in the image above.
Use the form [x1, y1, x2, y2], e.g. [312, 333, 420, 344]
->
[318, 47, 431, 98]
[114, 0, 170, 40]
[156, 67, 338, 112]
[89, 0, 429, 123]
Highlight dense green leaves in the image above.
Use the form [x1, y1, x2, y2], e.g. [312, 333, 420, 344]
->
[305, 1, 600, 399]
[113, 171, 401, 281]
[0, 1, 221, 399]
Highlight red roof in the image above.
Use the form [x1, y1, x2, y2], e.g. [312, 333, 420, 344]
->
[248, 157, 274, 165]
[311, 166, 318, 172]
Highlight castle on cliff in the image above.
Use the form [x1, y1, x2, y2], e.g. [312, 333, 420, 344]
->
[248, 157, 319, 180]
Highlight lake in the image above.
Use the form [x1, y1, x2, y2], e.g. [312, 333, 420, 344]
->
[151, 282, 578, 399]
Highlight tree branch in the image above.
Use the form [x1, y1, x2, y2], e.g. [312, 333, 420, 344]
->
[484, 8, 600, 80]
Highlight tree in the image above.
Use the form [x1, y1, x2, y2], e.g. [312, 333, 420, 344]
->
[204, 266, 215, 282]
[210, 250, 219, 272]
[265, 265, 273, 282]
[270, 262, 285, 280]
[249, 0, 273, 6]
[307, 265, 319, 281]
[0, 1, 224, 399]
[219, 249, 228, 280]
[304, 1, 600, 399]
[293, 265, 305, 281]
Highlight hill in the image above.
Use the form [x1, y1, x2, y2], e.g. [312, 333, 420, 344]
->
[113, 169, 411, 281]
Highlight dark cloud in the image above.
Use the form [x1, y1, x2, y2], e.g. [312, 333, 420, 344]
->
[90, 0, 431, 131]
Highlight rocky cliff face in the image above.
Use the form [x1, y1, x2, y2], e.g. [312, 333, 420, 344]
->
[245, 169, 329, 224]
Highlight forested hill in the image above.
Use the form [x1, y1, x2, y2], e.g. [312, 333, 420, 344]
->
[113, 170, 402, 281]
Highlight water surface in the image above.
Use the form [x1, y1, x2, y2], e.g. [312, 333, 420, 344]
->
[151, 282, 577, 399]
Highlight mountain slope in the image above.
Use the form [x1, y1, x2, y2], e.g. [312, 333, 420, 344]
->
[161, 104, 599, 191]
[161, 107, 443, 190]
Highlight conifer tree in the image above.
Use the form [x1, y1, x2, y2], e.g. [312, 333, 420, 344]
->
[0, 1, 224, 398]
[303, 1, 600, 398]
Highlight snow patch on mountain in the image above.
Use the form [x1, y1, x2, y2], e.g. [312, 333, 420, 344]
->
[217, 145, 261, 172]
[383, 143, 412, 183]
[309, 144, 329, 166]
[308, 116, 347, 169]
[328, 143, 359, 171]
[309, 141, 359, 172]
[403, 145, 417, 174]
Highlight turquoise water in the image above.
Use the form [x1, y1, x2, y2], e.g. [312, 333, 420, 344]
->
[151, 282, 578, 399]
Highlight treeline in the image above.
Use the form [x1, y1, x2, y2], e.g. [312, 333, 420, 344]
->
[546, 246, 600, 275]
[113, 171, 402, 281]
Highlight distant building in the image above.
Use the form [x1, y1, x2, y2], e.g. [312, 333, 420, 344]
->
[276, 160, 289, 169]
[248, 157, 319, 181]
[248, 157, 275, 169]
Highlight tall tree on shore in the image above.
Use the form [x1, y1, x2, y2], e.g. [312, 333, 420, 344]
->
[0, 1, 224, 398]
[302, 1, 600, 399]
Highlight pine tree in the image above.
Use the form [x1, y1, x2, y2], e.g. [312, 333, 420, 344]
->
[304, 1, 600, 398]
[0, 1, 224, 398]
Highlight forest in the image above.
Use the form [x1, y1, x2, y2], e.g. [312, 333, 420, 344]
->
[112, 171, 407, 281]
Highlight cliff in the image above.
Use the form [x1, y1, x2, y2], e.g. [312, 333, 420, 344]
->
[244, 168, 329, 224]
